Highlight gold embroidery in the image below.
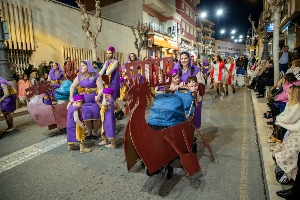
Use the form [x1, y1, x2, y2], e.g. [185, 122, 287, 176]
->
[51, 80, 63, 85]
[81, 87, 98, 94]
[100, 105, 107, 137]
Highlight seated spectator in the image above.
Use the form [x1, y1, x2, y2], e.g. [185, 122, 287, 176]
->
[92, 61, 100, 73]
[256, 60, 274, 98]
[273, 85, 300, 199]
[247, 60, 267, 89]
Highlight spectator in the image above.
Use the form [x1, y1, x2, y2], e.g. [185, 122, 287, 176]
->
[96, 57, 103, 71]
[17, 74, 31, 106]
[236, 55, 245, 75]
[63, 57, 76, 81]
[92, 61, 100, 73]
[48, 61, 54, 69]
[37, 61, 50, 81]
[256, 60, 274, 98]
[279, 46, 292, 73]
[290, 47, 300, 65]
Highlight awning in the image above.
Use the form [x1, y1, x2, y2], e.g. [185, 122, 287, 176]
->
[148, 35, 179, 50]
[0, 1, 35, 50]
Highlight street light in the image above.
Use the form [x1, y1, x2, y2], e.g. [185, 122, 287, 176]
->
[217, 9, 222, 15]
[239, 39, 242, 42]
[231, 30, 236, 34]
[234, 39, 237, 42]
[220, 29, 225, 34]
[239, 35, 243, 38]
[201, 12, 207, 18]
[231, 36, 234, 39]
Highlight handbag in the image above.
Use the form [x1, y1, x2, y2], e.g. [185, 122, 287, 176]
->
[269, 87, 283, 104]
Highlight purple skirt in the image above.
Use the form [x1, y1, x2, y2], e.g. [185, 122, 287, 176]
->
[1, 94, 17, 113]
[194, 101, 202, 129]
[67, 128, 78, 143]
[82, 92, 100, 120]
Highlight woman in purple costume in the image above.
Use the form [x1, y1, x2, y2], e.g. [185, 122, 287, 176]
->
[70, 60, 103, 141]
[0, 76, 17, 133]
[174, 51, 203, 129]
[44, 62, 64, 104]
[99, 46, 124, 120]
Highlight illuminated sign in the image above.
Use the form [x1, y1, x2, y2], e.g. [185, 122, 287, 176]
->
[267, 23, 274, 32]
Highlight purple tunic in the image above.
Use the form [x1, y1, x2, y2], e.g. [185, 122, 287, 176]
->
[106, 61, 120, 100]
[174, 65, 200, 83]
[0, 86, 17, 113]
[66, 104, 80, 142]
[194, 101, 202, 129]
[78, 73, 100, 120]
[103, 99, 116, 138]
[43, 91, 52, 105]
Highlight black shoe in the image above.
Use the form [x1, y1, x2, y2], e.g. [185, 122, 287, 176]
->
[267, 121, 273, 125]
[85, 135, 92, 141]
[276, 188, 300, 199]
[114, 112, 118, 118]
[91, 135, 99, 141]
[264, 115, 273, 119]
[225, 91, 228, 95]
[117, 110, 125, 120]
[254, 89, 258, 92]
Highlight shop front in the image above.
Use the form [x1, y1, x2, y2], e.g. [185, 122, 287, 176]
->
[147, 35, 179, 58]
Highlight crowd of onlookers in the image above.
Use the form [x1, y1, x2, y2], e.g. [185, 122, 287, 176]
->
[247, 45, 300, 199]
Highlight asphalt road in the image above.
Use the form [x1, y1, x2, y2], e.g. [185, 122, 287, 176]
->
[0, 87, 266, 200]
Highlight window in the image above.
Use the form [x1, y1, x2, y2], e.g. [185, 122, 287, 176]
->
[182, 2, 184, 9]
[239, 49, 241, 51]
[225, 47, 227, 50]
[186, 24, 189, 33]
[190, 27, 193, 34]
[186, 7, 189, 15]
[190, 11, 193, 19]
[182, 21, 185, 29]
[194, 14, 196, 22]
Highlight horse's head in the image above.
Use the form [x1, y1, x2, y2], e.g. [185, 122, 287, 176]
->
[127, 81, 155, 110]
[26, 81, 54, 99]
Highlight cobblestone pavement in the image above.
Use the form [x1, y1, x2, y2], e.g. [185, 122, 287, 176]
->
[0, 87, 266, 200]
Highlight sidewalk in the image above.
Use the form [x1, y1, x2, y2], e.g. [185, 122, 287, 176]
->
[250, 90, 284, 200]
[0, 107, 28, 121]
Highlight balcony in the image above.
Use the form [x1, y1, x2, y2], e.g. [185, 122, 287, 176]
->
[145, 0, 175, 17]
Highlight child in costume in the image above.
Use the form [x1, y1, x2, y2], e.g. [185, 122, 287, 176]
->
[155, 73, 166, 94]
[168, 68, 184, 93]
[66, 94, 92, 153]
[98, 88, 116, 148]
[186, 76, 203, 128]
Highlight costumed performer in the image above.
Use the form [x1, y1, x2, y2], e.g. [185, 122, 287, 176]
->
[99, 46, 124, 120]
[66, 94, 92, 153]
[0, 76, 17, 133]
[174, 51, 201, 84]
[186, 76, 203, 128]
[70, 60, 103, 141]
[224, 57, 236, 95]
[98, 88, 116, 148]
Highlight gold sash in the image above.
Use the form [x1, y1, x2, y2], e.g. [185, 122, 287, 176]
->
[76, 124, 85, 142]
[100, 105, 107, 137]
[51, 80, 63, 85]
[8, 87, 17, 95]
[81, 87, 98, 94]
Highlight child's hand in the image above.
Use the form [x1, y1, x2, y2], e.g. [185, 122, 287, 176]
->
[82, 125, 86, 130]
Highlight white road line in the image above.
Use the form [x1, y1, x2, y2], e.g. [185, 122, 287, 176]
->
[0, 135, 66, 174]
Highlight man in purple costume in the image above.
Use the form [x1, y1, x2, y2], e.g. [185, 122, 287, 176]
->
[99, 46, 124, 120]
[70, 60, 103, 141]
[66, 94, 91, 153]
[0, 76, 17, 133]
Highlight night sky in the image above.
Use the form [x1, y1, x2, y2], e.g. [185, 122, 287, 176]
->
[58, 0, 263, 39]
[197, 0, 263, 39]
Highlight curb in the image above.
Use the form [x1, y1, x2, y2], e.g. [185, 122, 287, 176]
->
[0, 108, 29, 121]
[250, 90, 282, 200]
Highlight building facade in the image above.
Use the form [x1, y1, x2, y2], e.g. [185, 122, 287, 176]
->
[214, 40, 247, 58]
[1, 0, 138, 75]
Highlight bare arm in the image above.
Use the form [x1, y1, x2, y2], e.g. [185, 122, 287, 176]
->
[96, 76, 103, 98]
[73, 110, 85, 128]
[99, 61, 107, 76]
[101, 95, 110, 106]
[69, 77, 79, 102]
[105, 61, 119, 76]
[0, 84, 9, 103]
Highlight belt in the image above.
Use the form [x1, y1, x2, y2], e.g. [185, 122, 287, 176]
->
[44, 95, 53, 100]
[82, 87, 98, 94]
[51, 80, 63, 85]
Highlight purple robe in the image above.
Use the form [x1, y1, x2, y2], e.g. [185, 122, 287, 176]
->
[194, 101, 202, 129]
[174, 65, 200, 83]
[66, 104, 80, 142]
[106, 60, 120, 100]
[43, 91, 52, 105]
[78, 73, 100, 120]
[103, 99, 116, 138]
[0, 86, 17, 113]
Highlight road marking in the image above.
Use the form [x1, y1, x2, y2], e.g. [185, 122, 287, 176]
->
[239, 91, 249, 200]
[0, 135, 65, 174]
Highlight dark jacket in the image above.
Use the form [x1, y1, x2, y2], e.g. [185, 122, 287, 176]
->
[262, 66, 274, 86]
